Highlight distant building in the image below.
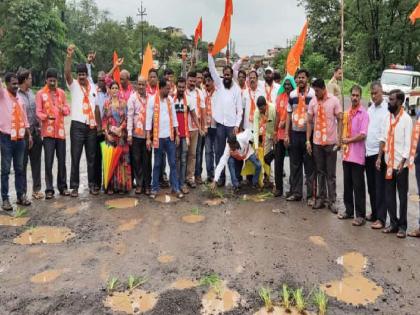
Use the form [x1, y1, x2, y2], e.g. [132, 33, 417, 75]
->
[162, 26, 184, 37]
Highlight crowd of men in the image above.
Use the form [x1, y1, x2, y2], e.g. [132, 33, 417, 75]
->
[1, 43, 420, 239]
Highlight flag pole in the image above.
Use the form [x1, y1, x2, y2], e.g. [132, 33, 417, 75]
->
[340, 0, 345, 111]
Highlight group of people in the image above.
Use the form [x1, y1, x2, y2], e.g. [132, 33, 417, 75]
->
[1, 43, 420, 239]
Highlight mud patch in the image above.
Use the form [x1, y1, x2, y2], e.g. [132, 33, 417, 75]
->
[0, 215, 29, 227]
[104, 289, 158, 314]
[13, 226, 76, 245]
[30, 269, 67, 284]
[106, 198, 139, 209]
[155, 194, 178, 203]
[65, 202, 89, 215]
[117, 218, 142, 232]
[148, 288, 201, 315]
[309, 235, 327, 248]
[321, 251, 383, 305]
[182, 214, 206, 224]
[26, 247, 47, 258]
[203, 198, 227, 206]
[201, 284, 241, 314]
[51, 201, 66, 209]
[157, 255, 175, 264]
[170, 279, 199, 290]
[242, 193, 272, 203]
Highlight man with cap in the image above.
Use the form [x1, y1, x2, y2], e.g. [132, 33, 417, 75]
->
[259, 66, 280, 104]
[65, 44, 99, 197]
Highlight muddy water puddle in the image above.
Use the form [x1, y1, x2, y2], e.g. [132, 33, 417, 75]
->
[106, 198, 139, 209]
[203, 198, 227, 206]
[157, 255, 175, 264]
[30, 268, 67, 284]
[65, 202, 89, 215]
[182, 214, 206, 224]
[0, 215, 29, 227]
[170, 279, 199, 290]
[201, 284, 241, 314]
[13, 226, 76, 245]
[242, 193, 272, 202]
[117, 219, 142, 232]
[321, 251, 383, 305]
[155, 194, 178, 203]
[104, 289, 158, 314]
[309, 235, 327, 248]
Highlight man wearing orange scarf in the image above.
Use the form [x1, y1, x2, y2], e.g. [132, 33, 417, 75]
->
[338, 85, 369, 226]
[377, 89, 412, 238]
[36, 68, 71, 199]
[0, 73, 31, 211]
[307, 79, 342, 212]
[204, 75, 218, 182]
[65, 44, 99, 197]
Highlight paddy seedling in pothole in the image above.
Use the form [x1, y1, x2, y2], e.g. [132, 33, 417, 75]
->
[293, 288, 307, 314]
[200, 273, 223, 297]
[258, 287, 274, 312]
[191, 207, 201, 215]
[201, 183, 225, 199]
[313, 289, 328, 315]
[127, 275, 147, 291]
[14, 207, 28, 218]
[281, 284, 292, 311]
[106, 277, 119, 294]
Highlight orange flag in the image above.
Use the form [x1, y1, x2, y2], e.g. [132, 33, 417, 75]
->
[113, 51, 121, 87]
[409, 1, 420, 24]
[194, 17, 203, 47]
[140, 43, 154, 79]
[286, 20, 308, 76]
[212, 0, 234, 56]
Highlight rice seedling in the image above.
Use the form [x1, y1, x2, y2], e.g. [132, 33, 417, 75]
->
[191, 207, 201, 215]
[14, 207, 28, 218]
[127, 275, 147, 291]
[258, 287, 274, 312]
[293, 288, 307, 314]
[106, 205, 115, 210]
[106, 277, 119, 294]
[200, 273, 223, 296]
[24, 224, 36, 231]
[201, 183, 225, 199]
[281, 284, 292, 311]
[313, 289, 328, 315]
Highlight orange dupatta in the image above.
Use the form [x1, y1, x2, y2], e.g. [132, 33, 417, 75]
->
[80, 81, 96, 129]
[265, 84, 273, 103]
[134, 93, 148, 137]
[409, 117, 420, 168]
[9, 92, 26, 141]
[343, 104, 361, 160]
[205, 89, 215, 127]
[152, 94, 174, 148]
[292, 89, 308, 129]
[248, 88, 257, 123]
[314, 97, 327, 145]
[41, 85, 66, 139]
[385, 108, 404, 179]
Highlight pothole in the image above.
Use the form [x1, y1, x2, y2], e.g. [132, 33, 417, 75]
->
[155, 194, 178, 203]
[106, 198, 139, 209]
[30, 268, 67, 284]
[104, 289, 158, 314]
[170, 279, 199, 290]
[201, 283, 241, 314]
[117, 219, 142, 232]
[203, 198, 227, 206]
[157, 255, 175, 264]
[309, 236, 327, 248]
[0, 215, 29, 227]
[13, 226, 76, 245]
[182, 214, 206, 224]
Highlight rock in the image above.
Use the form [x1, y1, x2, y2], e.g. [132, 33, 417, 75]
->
[374, 307, 380, 311]
[397, 266, 402, 272]
[393, 287, 401, 294]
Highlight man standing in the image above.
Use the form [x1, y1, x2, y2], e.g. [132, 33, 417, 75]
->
[65, 44, 98, 197]
[0, 74, 32, 210]
[259, 67, 280, 104]
[36, 68, 71, 199]
[243, 70, 263, 131]
[365, 81, 388, 229]
[204, 75, 218, 182]
[338, 85, 369, 226]
[285, 69, 316, 204]
[307, 79, 342, 211]
[127, 76, 151, 195]
[195, 68, 208, 185]
[208, 43, 243, 186]
[119, 70, 134, 103]
[164, 68, 176, 97]
[377, 89, 412, 238]
[17, 69, 43, 200]
[146, 78, 183, 199]
[327, 66, 342, 98]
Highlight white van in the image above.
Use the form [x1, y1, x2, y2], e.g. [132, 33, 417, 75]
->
[381, 68, 420, 115]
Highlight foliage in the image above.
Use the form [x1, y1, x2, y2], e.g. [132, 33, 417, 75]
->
[14, 208, 28, 218]
[293, 288, 307, 313]
[106, 277, 119, 294]
[281, 284, 292, 310]
[313, 289, 328, 315]
[200, 273, 223, 296]
[127, 275, 147, 291]
[258, 287, 274, 312]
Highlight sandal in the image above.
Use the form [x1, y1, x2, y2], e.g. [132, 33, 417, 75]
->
[371, 220, 384, 230]
[382, 226, 398, 234]
[338, 212, 353, 220]
[352, 217, 366, 226]
[32, 191, 44, 200]
[149, 192, 157, 199]
[397, 230, 406, 239]
[408, 228, 420, 237]
[45, 191, 54, 200]
[135, 187, 142, 195]
[107, 190, 114, 195]
[16, 195, 31, 206]
[70, 189, 78, 198]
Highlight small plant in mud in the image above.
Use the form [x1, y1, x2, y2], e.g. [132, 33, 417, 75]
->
[200, 273, 223, 296]
[24, 224, 36, 231]
[281, 284, 292, 311]
[191, 207, 201, 215]
[106, 277, 119, 294]
[127, 275, 147, 291]
[258, 287, 274, 312]
[313, 289, 328, 315]
[201, 183, 225, 199]
[293, 288, 307, 314]
[14, 207, 28, 218]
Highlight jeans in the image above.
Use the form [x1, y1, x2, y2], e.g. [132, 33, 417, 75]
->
[94, 134, 105, 189]
[43, 137, 67, 193]
[274, 140, 286, 194]
[385, 168, 409, 231]
[131, 137, 152, 190]
[416, 162, 420, 227]
[313, 144, 337, 205]
[205, 128, 217, 180]
[23, 129, 42, 194]
[152, 138, 179, 193]
[1, 134, 26, 201]
[215, 123, 235, 183]
[228, 153, 261, 188]
[195, 134, 205, 179]
[70, 121, 97, 190]
[186, 130, 198, 182]
[365, 155, 387, 223]
[176, 137, 188, 188]
[343, 161, 366, 218]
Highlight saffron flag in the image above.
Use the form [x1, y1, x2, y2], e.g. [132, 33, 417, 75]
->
[112, 51, 121, 87]
[140, 43, 154, 79]
[212, 0, 234, 56]
[409, 1, 420, 24]
[285, 20, 308, 76]
[194, 17, 203, 47]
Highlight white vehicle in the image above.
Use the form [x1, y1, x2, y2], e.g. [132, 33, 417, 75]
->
[381, 68, 420, 115]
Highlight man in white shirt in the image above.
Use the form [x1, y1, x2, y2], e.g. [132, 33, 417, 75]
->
[210, 130, 261, 192]
[377, 89, 412, 238]
[65, 44, 99, 197]
[366, 81, 389, 229]
[146, 78, 184, 199]
[208, 43, 243, 186]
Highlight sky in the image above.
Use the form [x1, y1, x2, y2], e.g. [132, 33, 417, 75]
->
[96, 0, 307, 56]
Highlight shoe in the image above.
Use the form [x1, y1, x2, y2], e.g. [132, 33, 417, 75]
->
[135, 187, 142, 195]
[60, 189, 70, 196]
[16, 195, 31, 206]
[187, 180, 197, 188]
[89, 188, 99, 195]
[382, 225, 398, 234]
[329, 203, 338, 214]
[149, 192, 157, 199]
[273, 190, 283, 197]
[312, 199, 325, 210]
[2, 200, 13, 211]
[160, 180, 170, 188]
[338, 212, 354, 220]
[352, 217, 366, 226]
[32, 191, 44, 200]
[371, 220, 384, 230]
[396, 229, 406, 239]
[216, 180, 225, 188]
[285, 191, 293, 198]
[232, 186, 240, 194]
[286, 195, 302, 202]
[45, 191, 54, 200]
[181, 186, 190, 194]
[145, 188, 151, 196]
[408, 228, 420, 237]
[176, 192, 185, 199]
[206, 177, 214, 184]
[70, 189, 78, 198]
[365, 213, 376, 222]
[195, 176, 203, 185]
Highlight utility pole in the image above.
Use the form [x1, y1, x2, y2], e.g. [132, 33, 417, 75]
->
[340, 0, 345, 110]
[137, 1, 147, 64]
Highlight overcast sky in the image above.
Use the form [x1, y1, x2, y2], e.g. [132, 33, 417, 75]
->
[96, 0, 307, 55]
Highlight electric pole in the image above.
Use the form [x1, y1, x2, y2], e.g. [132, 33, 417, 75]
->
[137, 1, 147, 63]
